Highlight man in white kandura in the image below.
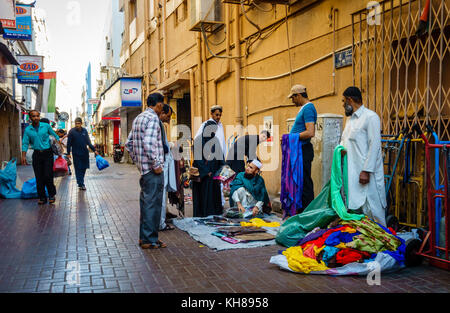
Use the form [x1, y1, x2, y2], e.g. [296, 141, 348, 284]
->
[340, 86, 387, 227]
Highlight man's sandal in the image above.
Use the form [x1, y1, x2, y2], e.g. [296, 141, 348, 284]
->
[161, 224, 175, 231]
[157, 240, 167, 248]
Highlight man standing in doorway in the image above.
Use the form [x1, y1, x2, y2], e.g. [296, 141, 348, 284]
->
[21, 110, 59, 205]
[125, 93, 167, 249]
[340, 86, 386, 226]
[288, 84, 317, 213]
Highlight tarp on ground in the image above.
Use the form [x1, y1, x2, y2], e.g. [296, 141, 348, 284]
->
[173, 215, 282, 251]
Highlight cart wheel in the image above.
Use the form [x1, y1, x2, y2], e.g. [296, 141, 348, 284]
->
[386, 215, 399, 232]
[405, 239, 423, 267]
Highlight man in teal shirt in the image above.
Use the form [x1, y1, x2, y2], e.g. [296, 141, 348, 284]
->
[21, 110, 60, 204]
[288, 84, 317, 212]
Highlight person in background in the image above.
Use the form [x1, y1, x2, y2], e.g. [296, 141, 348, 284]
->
[288, 84, 318, 213]
[192, 106, 226, 217]
[340, 86, 387, 226]
[56, 129, 72, 175]
[67, 117, 98, 191]
[226, 130, 270, 174]
[158, 104, 177, 231]
[125, 93, 166, 250]
[21, 110, 59, 205]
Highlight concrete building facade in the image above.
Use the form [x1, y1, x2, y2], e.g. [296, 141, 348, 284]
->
[118, 0, 450, 197]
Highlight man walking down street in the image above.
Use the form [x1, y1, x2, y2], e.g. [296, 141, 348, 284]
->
[288, 84, 318, 213]
[340, 86, 387, 226]
[125, 93, 167, 250]
[21, 110, 59, 205]
[67, 118, 99, 191]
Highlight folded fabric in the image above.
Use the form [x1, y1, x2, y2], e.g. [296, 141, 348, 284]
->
[240, 218, 280, 228]
[217, 226, 266, 236]
[336, 248, 371, 265]
[300, 226, 348, 249]
[234, 233, 276, 241]
[321, 246, 340, 265]
[282, 246, 329, 274]
[324, 229, 360, 246]
[342, 218, 401, 253]
[297, 228, 328, 246]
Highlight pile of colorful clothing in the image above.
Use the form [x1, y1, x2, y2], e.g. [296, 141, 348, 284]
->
[271, 216, 407, 275]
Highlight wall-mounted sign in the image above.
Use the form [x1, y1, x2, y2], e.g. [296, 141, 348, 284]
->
[264, 116, 274, 145]
[0, 0, 16, 29]
[121, 77, 142, 107]
[3, 4, 33, 41]
[335, 48, 353, 69]
[16, 55, 43, 84]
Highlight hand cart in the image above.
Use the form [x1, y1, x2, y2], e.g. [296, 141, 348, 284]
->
[413, 124, 449, 270]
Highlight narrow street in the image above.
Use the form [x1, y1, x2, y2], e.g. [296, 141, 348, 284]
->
[0, 156, 448, 293]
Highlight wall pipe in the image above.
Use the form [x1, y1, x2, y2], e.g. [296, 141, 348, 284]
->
[234, 5, 243, 127]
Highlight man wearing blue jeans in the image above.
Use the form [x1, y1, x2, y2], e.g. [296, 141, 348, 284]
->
[125, 93, 166, 250]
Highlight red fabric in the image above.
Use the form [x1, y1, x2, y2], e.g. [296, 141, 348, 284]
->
[53, 156, 68, 172]
[335, 248, 371, 265]
[301, 226, 348, 249]
[303, 244, 317, 259]
[388, 227, 397, 236]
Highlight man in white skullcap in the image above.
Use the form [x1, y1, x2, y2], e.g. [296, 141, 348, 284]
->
[229, 160, 272, 218]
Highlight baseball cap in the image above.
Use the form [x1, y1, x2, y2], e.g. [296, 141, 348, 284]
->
[288, 85, 307, 98]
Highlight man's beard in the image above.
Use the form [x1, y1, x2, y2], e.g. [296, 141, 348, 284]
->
[345, 104, 354, 117]
[244, 173, 255, 179]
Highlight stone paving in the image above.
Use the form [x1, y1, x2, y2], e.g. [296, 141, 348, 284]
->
[0, 156, 449, 293]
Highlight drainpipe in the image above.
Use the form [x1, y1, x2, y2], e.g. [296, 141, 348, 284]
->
[157, 9, 162, 84]
[162, 1, 168, 79]
[213, 4, 232, 106]
[202, 37, 209, 120]
[196, 33, 203, 120]
[234, 5, 243, 128]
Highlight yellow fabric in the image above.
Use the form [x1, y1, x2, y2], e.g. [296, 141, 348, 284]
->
[334, 243, 347, 249]
[240, 218, 280, 228]
[282, 246, 329, 274]
[341, 227, 357, 233]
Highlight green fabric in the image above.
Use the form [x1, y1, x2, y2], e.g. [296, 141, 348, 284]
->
[276, 145, 364, 247]
[47, 78, 56, 113]
[342, 218, 401, 253]
[330, 145, 365, 221]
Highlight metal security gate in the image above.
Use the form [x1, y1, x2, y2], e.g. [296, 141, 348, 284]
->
[352, 0, 450, 141]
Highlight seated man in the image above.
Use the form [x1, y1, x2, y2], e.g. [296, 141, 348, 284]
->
[230, 160, 272, 218]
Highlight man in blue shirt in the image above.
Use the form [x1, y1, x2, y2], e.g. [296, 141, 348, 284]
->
[288, 84, 318, 212]
[21, 110, 60, 205]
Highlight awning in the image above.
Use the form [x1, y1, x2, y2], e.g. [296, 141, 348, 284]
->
[158, 72, 190, 91]
[0, 42, 19, 65]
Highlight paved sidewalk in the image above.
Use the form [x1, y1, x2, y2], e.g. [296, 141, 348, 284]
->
[0, 156, 449, 293]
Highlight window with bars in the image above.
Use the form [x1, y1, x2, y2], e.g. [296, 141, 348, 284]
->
[352, 0, 450, 141]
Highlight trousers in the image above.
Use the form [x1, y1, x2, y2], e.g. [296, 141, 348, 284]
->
[139, 171, 164, 244]
[32, 149, 56, 200]
[301, 142, 315, 213]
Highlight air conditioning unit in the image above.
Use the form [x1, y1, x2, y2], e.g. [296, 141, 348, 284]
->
[190, 0, 224, 32]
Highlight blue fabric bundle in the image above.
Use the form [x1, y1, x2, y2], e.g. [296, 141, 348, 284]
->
[95, 155, 110, 171]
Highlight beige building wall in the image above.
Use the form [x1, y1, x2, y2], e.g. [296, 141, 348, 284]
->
[119, 0, 450, 197]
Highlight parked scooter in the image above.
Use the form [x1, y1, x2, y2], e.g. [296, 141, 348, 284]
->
[113, 144, 124, 163]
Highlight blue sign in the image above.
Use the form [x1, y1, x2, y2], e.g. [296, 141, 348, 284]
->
[121, 77, 142, 107]
[335, 48, 353, 69]
[3, 4, 33, 41]
[16, 55, 43, 84]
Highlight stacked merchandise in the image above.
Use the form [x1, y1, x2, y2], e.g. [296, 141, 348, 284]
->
[271, 216, 406, 275]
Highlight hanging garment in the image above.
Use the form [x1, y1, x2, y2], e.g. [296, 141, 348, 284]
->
[280, 134, 304, 218]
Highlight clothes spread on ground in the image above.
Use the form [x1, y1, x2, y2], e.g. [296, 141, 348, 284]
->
[273, 215, 406, 275]
[240, 218, 280, 228]
[280, 134, 304, 218]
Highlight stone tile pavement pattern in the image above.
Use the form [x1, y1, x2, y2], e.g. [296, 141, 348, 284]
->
[0, 157, 449, 293]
